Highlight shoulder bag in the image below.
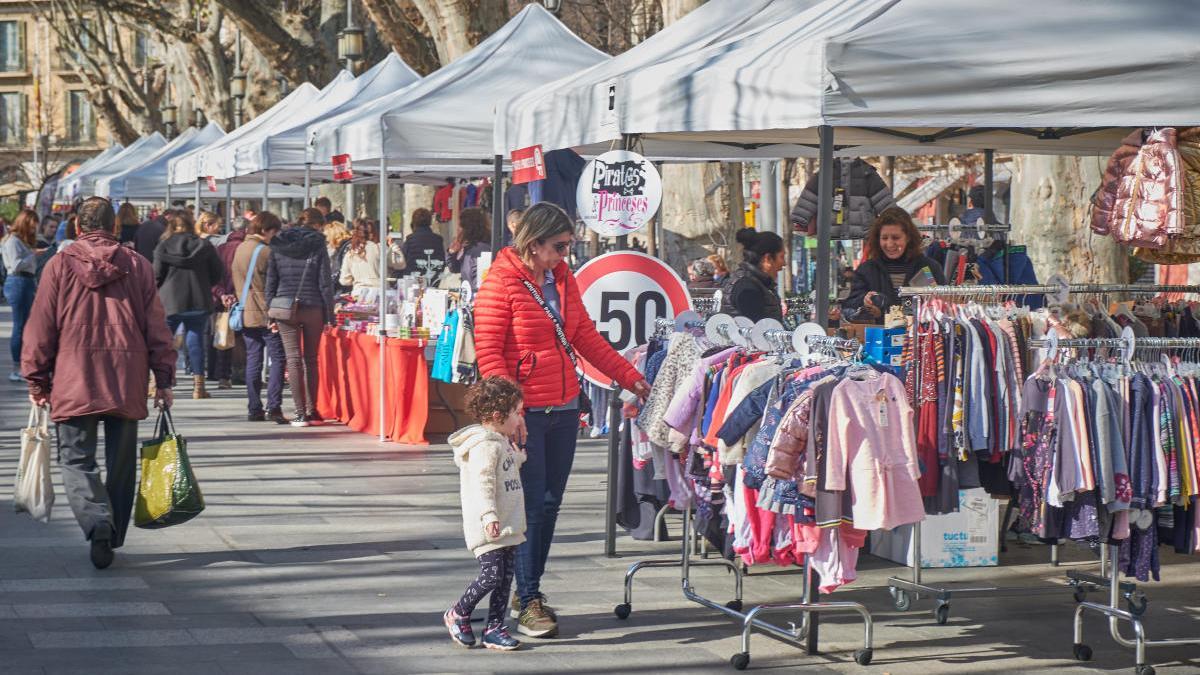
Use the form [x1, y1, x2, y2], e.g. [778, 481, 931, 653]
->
[517, 277, 593, 420]
[229, 244, 265, 332]
[268, 254, 313, 322]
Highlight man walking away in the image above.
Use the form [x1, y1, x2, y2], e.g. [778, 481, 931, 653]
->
[22, 197, 177, 569]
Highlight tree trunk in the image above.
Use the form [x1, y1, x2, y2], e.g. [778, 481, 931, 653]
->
[360, 0, 441, 75]
[1009, 154, 1126, 284]
[406, 0, 508, 63]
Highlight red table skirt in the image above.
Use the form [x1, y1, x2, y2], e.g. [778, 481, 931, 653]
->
[316, 328, 430, 445]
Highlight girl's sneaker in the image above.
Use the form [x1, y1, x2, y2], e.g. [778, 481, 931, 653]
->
[482, 626, 521, 651]
[443, 608, 475, 647]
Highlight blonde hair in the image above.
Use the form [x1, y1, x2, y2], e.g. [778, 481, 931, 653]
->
[325, 224, 351, 250]
[196, 210, 222, 234]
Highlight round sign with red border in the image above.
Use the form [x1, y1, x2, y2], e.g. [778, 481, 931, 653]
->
[574, 251, 691, 386]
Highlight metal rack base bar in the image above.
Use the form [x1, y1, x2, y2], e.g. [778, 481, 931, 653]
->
[1072, 544, 1200, 674]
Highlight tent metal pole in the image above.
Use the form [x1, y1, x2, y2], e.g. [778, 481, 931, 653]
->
[983, 148, 1006, 283]
[165, 181, 172, 209]
[193, 179, 201, 219]
[378, 157, 388, 443]
[605, 135, 635, 559]
[261, 171, 269, 212]
[491, 155, 504, 248]
[345, 182, 355, 221]
[815, 126, 834, 328]
[225, 178, 233, 233]
[304, 163, 312, 209]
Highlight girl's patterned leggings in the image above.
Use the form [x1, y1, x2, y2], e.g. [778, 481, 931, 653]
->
[454, 546, 515, 630]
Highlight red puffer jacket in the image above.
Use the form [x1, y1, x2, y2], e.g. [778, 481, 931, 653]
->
[474, 247, 641, 409]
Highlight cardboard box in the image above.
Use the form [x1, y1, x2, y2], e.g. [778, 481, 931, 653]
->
[869, 489, 1000, 568]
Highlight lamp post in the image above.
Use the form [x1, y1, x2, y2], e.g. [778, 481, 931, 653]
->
[542, 0, 563, 14]
[192, 100, 204, 128]
[161, 97, 177, 139]
[337, 0, 364, 70]
[231, 28, 245, 127]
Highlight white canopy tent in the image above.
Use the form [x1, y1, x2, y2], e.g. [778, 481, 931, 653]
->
[73, 132, 168, 200]
[55, 144, 125, 203]
[309, 4, 607, 167]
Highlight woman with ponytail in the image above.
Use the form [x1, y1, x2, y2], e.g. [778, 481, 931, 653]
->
[720, 228, 786, 322]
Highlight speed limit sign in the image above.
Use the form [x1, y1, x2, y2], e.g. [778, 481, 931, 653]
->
[574, 251, 692, 386]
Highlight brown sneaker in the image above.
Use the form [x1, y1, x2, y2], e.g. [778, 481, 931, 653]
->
[511, 592, 558, 621]
[516, 598, 557, 638]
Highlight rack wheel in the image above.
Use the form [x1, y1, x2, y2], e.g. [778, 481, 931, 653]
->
[892, 590, 912, 612]
[854, 648, 874, 666]
[1126, 594, 1148, 617]
[934, 604, 950, 625]
[1072, 643, 1093, 662]
[726, 599, 744, 612]
[613, 603, 631, 620]
[1073, 587, 1087, 603]
[730, 652, 750, 670]
[1135, 665, 1156, 675]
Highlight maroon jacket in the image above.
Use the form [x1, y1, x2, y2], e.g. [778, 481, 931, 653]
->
[22, 230, 177, 422]
[214, 228, 247, 302]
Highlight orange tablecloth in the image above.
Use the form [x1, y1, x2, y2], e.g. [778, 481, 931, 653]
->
[317, 328, 430, 445]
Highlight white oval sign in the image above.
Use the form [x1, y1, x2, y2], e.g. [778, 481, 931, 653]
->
[576, 150, 662, 237]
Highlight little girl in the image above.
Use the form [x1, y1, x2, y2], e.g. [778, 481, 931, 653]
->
[444, 376, 526, 650]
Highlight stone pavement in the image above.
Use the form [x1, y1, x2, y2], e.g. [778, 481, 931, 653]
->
[1, 304, 1198, 675]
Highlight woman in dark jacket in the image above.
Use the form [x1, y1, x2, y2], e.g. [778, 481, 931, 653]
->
[154, 212, 225, 399]
[843, 206, 946, 324]
[445, 207, 492, 292]
[266, 208, 333, 427]
[720, 228, 786, 322]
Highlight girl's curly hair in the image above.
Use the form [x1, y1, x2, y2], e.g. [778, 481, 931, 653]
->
[464, 376, 524, 424]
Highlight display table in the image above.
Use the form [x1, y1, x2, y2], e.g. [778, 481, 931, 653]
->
[316, 328, 430, 445]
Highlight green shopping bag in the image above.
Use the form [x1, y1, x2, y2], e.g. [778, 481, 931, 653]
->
[135, 409, 205, 528]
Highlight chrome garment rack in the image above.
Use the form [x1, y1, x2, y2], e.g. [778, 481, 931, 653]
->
[617, 320, 874, 670]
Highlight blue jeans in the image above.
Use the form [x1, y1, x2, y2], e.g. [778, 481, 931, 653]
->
[243, 326, 284, 414]
[167, 311, 208, 376]
[4, 274, 36, 366]
[515, 409, 579, 606]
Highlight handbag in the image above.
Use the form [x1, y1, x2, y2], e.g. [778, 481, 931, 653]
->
[135, 409, 205, 529]
[268, 255, 313, 322]
[14, 405, 54, 523]
[229, 243, 265, 332]
[517, 278, 593, 421]
[213, 311, 234, 350]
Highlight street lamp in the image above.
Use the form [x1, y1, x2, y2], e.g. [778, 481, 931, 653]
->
[192, 104, 204, 128]
[161, 101, 177, 138]
[337, 0, 364, 69]
[542, 0, 563, 14]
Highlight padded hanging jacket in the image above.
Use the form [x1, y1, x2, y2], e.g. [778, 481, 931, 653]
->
[473, 247, 642, 409]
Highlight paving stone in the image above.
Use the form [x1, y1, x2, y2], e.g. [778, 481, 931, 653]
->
[11, 603, 169, 618]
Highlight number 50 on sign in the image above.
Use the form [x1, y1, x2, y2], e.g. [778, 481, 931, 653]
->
[574, 251, 692, 387]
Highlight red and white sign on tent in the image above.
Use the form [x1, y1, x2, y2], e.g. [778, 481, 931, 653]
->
[332, 154, 353, 181]
[574, 250, 691, 386]
[510, 145, 546, 185]
[206, 176, 217, 192]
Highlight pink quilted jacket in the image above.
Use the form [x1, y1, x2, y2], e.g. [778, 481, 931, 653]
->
[1091, 128, 1186, 249]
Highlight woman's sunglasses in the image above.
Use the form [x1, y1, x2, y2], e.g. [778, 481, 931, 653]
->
[552, 241, 572, 254]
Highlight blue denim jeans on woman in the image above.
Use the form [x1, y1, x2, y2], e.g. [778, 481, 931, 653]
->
[4, 274, 36, 366]
[167, 311, 208, 376]
[515, 409, 580, 607]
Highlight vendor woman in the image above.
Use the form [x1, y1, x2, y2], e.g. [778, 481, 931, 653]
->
[843, 206, 946, 324]
[720, 228, 786, 322]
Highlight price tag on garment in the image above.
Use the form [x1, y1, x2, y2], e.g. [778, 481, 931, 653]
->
[510, 145, 546, 185]
[574, 250, 691, 387]
[332, 154, 353, 181]
[876, 391, 890, 427]
[206, 176, 217, 192]
[576, 150, 662, 237]
[833, 187, 845, 225]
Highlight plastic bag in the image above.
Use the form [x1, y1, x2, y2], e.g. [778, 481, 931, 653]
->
[135, 410, 205, 529]
[14, 405, 54, 523]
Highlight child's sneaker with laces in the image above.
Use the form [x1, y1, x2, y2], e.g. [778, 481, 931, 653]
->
[482, 625, 521, 651]
[443, 608, 475, 647]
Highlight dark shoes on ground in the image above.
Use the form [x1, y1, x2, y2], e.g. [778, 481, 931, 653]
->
[443, 608, 475, 647]
[516, 598, 558, 638]
[247, 411, 266, 422]
[290, 413, 310, 427]
[481, 626, 521, 651]
[268, 409, 288, 425]
[90, 525, 114, 570]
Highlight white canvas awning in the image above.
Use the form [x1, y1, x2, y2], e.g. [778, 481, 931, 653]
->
[309, 4, 606, 167]
[169, 81, 320, 185]
[55, 144, 125, 203]
[76, 132, 167, 199]
[611, 0, 1200, 155]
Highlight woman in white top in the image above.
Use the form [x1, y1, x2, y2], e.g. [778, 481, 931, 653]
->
[339, 220, 382, 295]
[2, 209, 45, 381]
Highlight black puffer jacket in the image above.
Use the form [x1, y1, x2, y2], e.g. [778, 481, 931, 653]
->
[266, 226, 334, 323]
[720, 262, 783, 323]
[842, 254, 947, 324]
[790, 158, 896, 239]
[153, 233, 224, 316]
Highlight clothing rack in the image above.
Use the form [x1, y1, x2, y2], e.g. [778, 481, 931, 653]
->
[1020, 332, 1200, 675]
[616, 319, 875, 670]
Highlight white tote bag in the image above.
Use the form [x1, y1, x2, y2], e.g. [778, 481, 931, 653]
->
[14, 405, 54, 523]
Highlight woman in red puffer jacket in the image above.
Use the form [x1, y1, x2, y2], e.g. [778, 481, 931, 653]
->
[473, 203, 649, 637]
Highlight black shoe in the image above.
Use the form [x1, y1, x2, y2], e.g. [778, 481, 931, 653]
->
[290, 413, 310, 428]
[268, 409, 288, 425]
[247, 411, 266, 422]
[90, 528, 114, 570]
[307, 412, 325, 426]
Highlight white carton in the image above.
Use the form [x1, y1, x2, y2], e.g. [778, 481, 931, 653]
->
[869, 488, 1000, 568]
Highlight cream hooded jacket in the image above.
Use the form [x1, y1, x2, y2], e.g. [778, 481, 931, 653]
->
[450, 425, 526, 557]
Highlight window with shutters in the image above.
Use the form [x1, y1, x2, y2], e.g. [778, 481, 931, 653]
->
[67, 90, 94, 144]
[0, 91, 24, 144]
[0, 21, 25, 72]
